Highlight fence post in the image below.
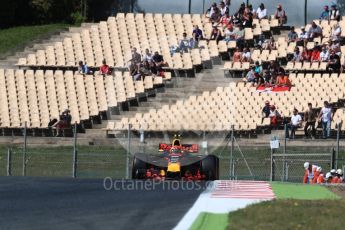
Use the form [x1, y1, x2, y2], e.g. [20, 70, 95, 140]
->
[126, 124, 132, 179]
[331, 147, 336, 170]
[72, 122, 78, 178]
[336, 123, 340, 169]
[283, 124, 287, 181]
[230, 125, 234, 179]
[7, 148, 12, 176]
[270, 148, 274, 181]
[22, 121, 27, 176]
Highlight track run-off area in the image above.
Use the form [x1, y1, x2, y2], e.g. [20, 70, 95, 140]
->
[0, 177, 340, 230]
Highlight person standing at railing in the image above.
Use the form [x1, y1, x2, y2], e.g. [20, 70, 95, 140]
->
[304, 103, 316, 139]
[318, 101, 333, 139]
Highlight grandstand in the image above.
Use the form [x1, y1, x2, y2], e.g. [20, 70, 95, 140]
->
[0, 10, 345, 140]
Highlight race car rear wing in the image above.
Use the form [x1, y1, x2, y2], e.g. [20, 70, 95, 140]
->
[159, 143, 199, 153]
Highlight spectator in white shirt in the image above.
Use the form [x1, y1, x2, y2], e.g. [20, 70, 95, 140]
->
[332, 23, 341, 42]
[286, 108, 302, 139]
[320, 46, 329, 62]
[256, 3, 267, 19]
[219, 1, 229, 16]
[318, 101, 333, 139]
[142, 49, 152, 62]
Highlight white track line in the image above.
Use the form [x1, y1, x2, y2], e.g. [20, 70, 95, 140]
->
[173, 180, 275, 230]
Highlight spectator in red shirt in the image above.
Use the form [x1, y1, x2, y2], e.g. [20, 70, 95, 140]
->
[310, 47, 320, 62]
[301, 47, 311, 62]
[99, 59, 111, 76]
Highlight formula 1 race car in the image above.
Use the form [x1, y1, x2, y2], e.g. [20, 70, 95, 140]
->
[132, 135, 219, 180]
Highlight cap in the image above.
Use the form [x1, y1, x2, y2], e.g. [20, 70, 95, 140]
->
[325, 172, 332, 179]
[331, 169, 337, 174]
[317, 166, 322, 172]
[336, 169, 343, 175]
[304, 162, 310, 169]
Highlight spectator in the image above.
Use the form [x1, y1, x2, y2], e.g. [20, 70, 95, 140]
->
[218, 13, 231, 28]
[210, 7, 221, 23]
[142, 48, 153, 62]
[233, 25, 245, 46]
[318, 101, 332, 139]
[52, 109, 72, 137]
[288, 27, 298, 43]
[219, 1, 229, 16]
[276, 71, 291, 87]
[149, 60, 158, 75]
[78, 61, 91, 74]
[205, 2, 217, 18]
[262, 101, 271, 119]
[152, 51, 164, 73]
[224, 24, 236, 42]
[233, 47, 242, 62]
[262, 36, 276, 50]
[320, 5, 329, 20]
[320, 46, 329, 62]
[241, 47, 251, 62]
[297, 26, 309, 46]
[310, 46, 320, 62]
[269, 105, 281, 128]
[304, 103, 316, 139]
[329, 4, 340, 21]
[328, 40, 341, 55]
[292, 47, 302, 62]
[209, 25, 223, 44]
[327, 50, 341, 73]
[274, 4, 287, 26]
[256, 3, 267, 19]
[263, 69, 271, 84]
[236, 2, 246, 16]
[189, 35, 199, 49]
[254, 61, 262, 74]
[286, 108, 302, 139]
[192, 25, 203, 41]
[242, 6, 254, 28]
[331, 23, 341, 42]
[179, 32, 191, 53]
[244, 67, 256, 83]
[308, 21, 322, 40]
[223, 0, 231, 8]
[99, 59, 111, 75]
[301, 47, 311, 62]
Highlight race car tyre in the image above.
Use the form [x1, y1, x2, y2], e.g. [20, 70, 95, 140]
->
[132, 154, 147, 179]
[201, 155, 219, 180]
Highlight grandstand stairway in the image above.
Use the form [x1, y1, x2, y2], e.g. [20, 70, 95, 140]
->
[84, 65, 238, 137]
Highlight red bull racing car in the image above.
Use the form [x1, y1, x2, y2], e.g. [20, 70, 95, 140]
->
[132, 135, 219, 180]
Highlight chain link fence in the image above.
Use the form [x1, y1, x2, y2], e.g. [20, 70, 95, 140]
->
[1, 125, 345, 181]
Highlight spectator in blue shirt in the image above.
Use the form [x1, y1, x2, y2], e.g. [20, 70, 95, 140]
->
[78, 61, 90, 74]
[192, 25, 203, 41]
[320, 5, 329, 20]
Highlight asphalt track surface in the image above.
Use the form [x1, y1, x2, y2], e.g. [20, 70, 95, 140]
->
[0, 177, 206, 230]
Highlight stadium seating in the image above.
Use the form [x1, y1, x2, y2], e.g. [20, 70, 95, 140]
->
[0, 69, 169, 131]
[112, 72, 345, 134]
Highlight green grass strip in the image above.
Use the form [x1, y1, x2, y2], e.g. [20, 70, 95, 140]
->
[228, 199, 345, 230]
[0, 24, 69, 55]
[271, 182, 340, 200]
[190, 212, 228, 230]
